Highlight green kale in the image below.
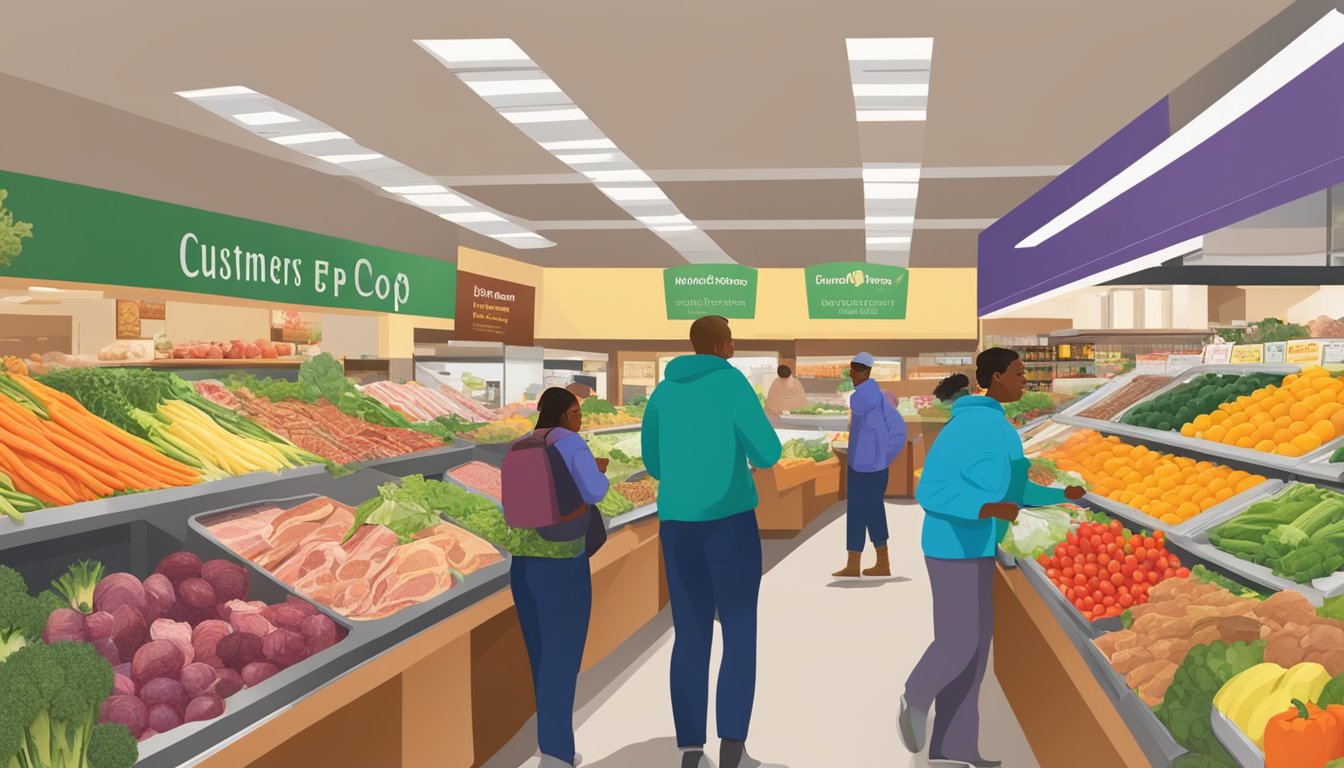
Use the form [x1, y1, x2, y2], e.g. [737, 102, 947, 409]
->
[580, 397, 617, 415]
[1154, 640, 1265, 763]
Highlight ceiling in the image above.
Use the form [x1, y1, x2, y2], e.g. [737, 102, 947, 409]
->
[0, 0, 1294, 268]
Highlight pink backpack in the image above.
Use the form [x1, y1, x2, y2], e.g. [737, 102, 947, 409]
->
[501, 428, 588, 536]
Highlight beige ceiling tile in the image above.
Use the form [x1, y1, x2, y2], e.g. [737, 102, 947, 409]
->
[710, 230, 865, 268]
[915, 176, 1052, 220]
[454, 183, 633, 222]
[460, 228, 687, 267]
[665, 180, 863, 221]
[908, 229, 979, 268]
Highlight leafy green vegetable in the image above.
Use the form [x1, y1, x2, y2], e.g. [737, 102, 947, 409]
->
[597, 486, 635, 517]
[47, 560, 105, 615]
[1189, 565, 1263, 599]
[379, 476, 581, 558]
[1153, 640, 1265, 764]
[344, 484, 442, 544]
[1120, 609, 1135, 630]
[1001, 503, 1094, 560]
[580, 397, 617, 415]
[789, 402, 848, 415]
[299, 353, 412, 428]
[781, 438, 832, 463]
[1209, 483, 1344, 584]
[1318, 671, 1344, 707]
[1122, 372, 1284, 431]
[1244, 317, 1311, 344]
[0, 189, 33, 268]
[224, 373, 309, 403]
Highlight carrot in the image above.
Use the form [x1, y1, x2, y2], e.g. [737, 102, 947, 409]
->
[33, 427, 136, 491]
[38, 414, 172, 490]
[45, 399, 197, 481]
[0, 441, 75, 506]
[0, 420, 113, 497]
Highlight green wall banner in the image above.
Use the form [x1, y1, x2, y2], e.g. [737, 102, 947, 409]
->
[662, 264, 758, 319]
[805, 262, 909, 319]
[0, 170, 456, 318]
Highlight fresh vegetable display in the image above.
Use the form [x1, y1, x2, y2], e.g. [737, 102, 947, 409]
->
[597, 486, 635, 517]
[0, 373, 202, 509]
[1180, 367, 1344, 457]
[1208, 483, 1344, 584]
[398, 477, 583, 559]
[614, 478, 657, 508]
[780, 438, 834, 464]
[1215, 661, 1333, 748]
[1039, 519, 1189, 622]
[788, 402, 848, 416]
[584, 433, 646, 484]
[1039, 429, 1264, 525]
[578, 397, 641, 430]
[1001, 391, 1059, 427]
[206, 492, 503, 620]
[999, 503, 1094, 561]
[1026, 457, 1087, 489]
[297, 354, 413, 429]
[1262, 698, 1344, 768]
[463, 417, 534, 445]
[1153, 640, 1266, 764]
[1121, 372, 1284, 431]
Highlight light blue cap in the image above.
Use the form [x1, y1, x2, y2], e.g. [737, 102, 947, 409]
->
[852, 352, 875, 367]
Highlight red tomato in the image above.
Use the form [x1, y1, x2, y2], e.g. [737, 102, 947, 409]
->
[1083, 563, 1099, 578]
[1135, 547, 1148, 562]
[1164, 569, 1176, 580]
[1062, 567, 1075, 579]
[1121, 565, 1135, 580]
[1119, 593, 1134, 608]
[1144, 536, 1156, 549]
[1083, 597, 1095, 610]
[1125, 554, 1139, 567]
[1102, 595, 1116, 607]
[1156, 557, 1169, 571]
[1098, 553, 1111, 567]
[1088, 577, 1101, 590]
[1169, 555, 1181, 568]
[1148, 571, 1161, 585]
[1111, 572, 1125, 586]
[1090, 535, 1103, 549]
[1074, 598, 1086, 611]
[1068, 545, 1081, 558]
[1099, 580, 1116, 596]
[1047, 568, 1060, 579]
[1074, 574, 1088, 588]
[1057, 544, 1070, 558]
[1102, 532, 1115, 545]
[1154, 530, 1165, 540]
[1085, 553, 1097, 564]
[1066, 533, 1079, 546]
[1176, 567, 1191, 578]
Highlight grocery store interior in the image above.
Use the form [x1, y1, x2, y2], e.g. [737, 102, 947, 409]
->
[1, 1, 1342, 767]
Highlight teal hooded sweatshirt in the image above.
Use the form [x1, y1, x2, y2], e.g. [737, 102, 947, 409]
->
[915, 395, 1066, 559]
[642, 355, 783, 523]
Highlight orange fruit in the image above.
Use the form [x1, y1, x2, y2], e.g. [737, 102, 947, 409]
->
[1293, 432, 1323, 453]
[1215, 488, 1235, 502]
[1177, 501, 1201, 519]
[1192, 414, 1213, 431]
[1180, 424, 1197, 437]
[1303, 394, 1324, 412]
[1254, 439, 1278, 453]
[1284, 373, 1300, 386]
[1290, 402, 1313, 421]
[1269, 402, 1290, 419]
[1234, 436, 1255, 449]
[1200, 497, 1217, 511]
[1206, 425, 1228, 442]
[1277, 443, 1304, 457]
[1210, 410, 1230, 426]
[1290, 421, 1310, 436]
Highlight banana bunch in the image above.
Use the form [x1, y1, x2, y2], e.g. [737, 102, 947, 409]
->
[1215, 662, 1333, 747]
[157, 399, 302, 477]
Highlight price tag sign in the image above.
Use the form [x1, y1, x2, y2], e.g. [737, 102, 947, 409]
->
[1323, 341, 1344, 365]
[1230, 344, 1264, 364]
[1286, 341, 1324, 366]
[1263, 342, 1287, 364]
[1135, 353, 1169, 375]
[1203, 344, 1234, 365]
[1165, 354, 1204, 375]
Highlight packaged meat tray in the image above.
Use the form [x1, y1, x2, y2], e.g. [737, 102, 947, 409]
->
[360, 440, 474, 480]
[0, 513, 353, 768]
[1074, 375, 1173, 422]
[447, 461, 503, 501]
[195, 494, 506, 621]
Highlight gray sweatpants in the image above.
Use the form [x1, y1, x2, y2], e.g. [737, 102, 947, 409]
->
[904, 556, 995, 761]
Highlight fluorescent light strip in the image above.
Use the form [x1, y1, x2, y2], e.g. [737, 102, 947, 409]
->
[464, 78, 561, 96]
[847, 37, 934, 62]
[866, 215, 916, 225]
[418, 38, 728, 262]
[862, 167, 921, 183]
[1016, 10, 1344, 249]
[864, 182, 920, 200]
[983, 238, 1202, 317]
[866, 236, 911, 244]
[234, 111, 300, 126]
[852, 83, 929, 97]
[317, 153, 384, 164]
[270, 131, 349, 146]
[856, 109, 927, 122]
[179, 85, 553, 250]
[176, 86, 257, 99]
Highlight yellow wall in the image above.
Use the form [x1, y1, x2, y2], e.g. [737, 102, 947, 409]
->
[537, 267, 976, 340]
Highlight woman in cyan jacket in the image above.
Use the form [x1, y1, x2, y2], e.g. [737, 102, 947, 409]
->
[898, 349, 1084, 768]
[509, 387, 610, 768]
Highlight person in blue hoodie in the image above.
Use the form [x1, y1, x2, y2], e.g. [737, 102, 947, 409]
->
[898, 349, 1084, 768]
[833, 352, 907, 578]
[643, 315, 785, 768]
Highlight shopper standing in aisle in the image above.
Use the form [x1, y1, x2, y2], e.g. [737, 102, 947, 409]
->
[642, 315, 786, 768]
[898, 349, 1085, 768]
[832, 352, 907, 578]
[763, 364, 808, 420]
[502, 387, 611, 768]
[933, 373, 972, 404]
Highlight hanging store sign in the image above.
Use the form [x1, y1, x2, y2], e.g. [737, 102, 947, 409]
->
[0, 170, 456, 318]
[453, 270, 535, 346]
[805, 262, 909, 319]
[661, 265, 758, 320]
[1230, 344, 1264, 364]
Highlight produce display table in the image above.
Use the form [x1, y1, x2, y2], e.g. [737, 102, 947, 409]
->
[754, 456, 841, 537]
[994, 564, 1152, 767]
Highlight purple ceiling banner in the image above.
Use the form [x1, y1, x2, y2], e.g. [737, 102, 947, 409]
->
[978, 41, 1344, 316]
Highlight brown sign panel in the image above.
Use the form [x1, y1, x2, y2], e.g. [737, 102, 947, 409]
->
[453, 271, 536, 347]
[115, 299, 141, 339]
[138, 300, 166, 320]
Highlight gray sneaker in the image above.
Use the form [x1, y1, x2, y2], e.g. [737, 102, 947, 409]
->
[734, 752, 788, 768]
[897, 695, 928, 753]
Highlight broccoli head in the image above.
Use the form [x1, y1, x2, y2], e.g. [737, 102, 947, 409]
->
[0, 639, 132, 768]
[87, 724, 137, 768]
[0, 566, 44, 663]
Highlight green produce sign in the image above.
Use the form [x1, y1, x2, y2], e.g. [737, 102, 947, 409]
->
[0, 170, 456, 318]
[805, 262, 909, 319]
[662, 264, 757, 319]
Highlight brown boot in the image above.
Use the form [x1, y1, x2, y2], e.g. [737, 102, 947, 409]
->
[863, 546, 891, 577]
[833, 551, 862, 578]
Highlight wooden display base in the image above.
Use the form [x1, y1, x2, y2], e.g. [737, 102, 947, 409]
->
[993, 564, 1149, 767]
[201, 521, 665, 768]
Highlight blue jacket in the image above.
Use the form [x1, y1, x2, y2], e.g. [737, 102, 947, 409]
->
[550, 428, 610, 505]
[644, 355, 782, 522]
[848, 379, 907, 473]
[915, 396, 1066, 559]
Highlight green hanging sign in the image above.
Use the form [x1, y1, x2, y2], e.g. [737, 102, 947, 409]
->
[805, 262, 909, 319]
[0, 170, 456, 318]
[662, 264, 758, 319]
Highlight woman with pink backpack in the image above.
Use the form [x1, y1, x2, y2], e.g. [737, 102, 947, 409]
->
[502, 387, 611, 768]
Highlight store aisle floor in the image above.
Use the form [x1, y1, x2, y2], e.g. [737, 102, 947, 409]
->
[485, 502, 1040, 768]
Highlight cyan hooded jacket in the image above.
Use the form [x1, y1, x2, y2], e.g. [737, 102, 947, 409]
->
[915, 395, 1066, 559]
[642, 355, 782, 523]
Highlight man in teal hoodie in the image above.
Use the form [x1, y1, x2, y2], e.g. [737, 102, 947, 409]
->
[643, 315, 783, 768]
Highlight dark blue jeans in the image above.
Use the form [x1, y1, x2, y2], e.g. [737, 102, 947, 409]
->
[846, 466, 890, 552]
[511, 553, 593, 765]
[660, 510, 763, 748]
